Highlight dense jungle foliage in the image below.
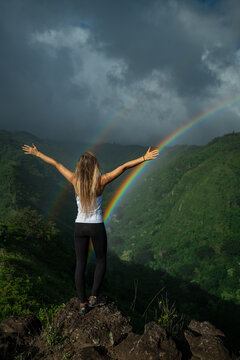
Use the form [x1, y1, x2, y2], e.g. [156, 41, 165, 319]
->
[109, 131, 240, 307]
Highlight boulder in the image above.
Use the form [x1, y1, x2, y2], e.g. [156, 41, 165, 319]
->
[110, 321, 182, 360]
[184, 319, 238, 360]
[0, 314, 42, 359]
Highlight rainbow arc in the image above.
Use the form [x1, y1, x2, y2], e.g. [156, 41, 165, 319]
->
[87, 92, 240, 261]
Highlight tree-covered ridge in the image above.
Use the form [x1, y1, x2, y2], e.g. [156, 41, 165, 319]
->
[0, 130, 68, 221]
[108, 132, 240, 305]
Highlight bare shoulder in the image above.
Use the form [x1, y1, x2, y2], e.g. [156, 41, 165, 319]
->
[100, 165, 125, 187]
[98, 175, 106, 192]
[100, 174, 108, 186]
[100, 173, 113, 187]
[71, 175, 77, 188]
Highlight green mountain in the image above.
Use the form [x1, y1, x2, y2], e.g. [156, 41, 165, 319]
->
[108, 132, 240, 306]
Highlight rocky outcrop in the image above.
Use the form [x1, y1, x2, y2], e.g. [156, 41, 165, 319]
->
[184, 320, 238, 360]
[109, 321, 182, 360]
[0, 313, 42, 359]
[0, 297, 239, 360]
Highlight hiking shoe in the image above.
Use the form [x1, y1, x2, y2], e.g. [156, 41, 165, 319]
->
[88, 295, 108, 307]
[79, 301, 89, 314]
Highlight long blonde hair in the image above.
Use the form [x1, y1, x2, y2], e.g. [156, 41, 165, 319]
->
[73, 151, 102, 214]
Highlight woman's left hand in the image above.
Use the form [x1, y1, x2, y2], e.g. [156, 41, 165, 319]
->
[144, 146, 159, 161]
[22, 143, 39, 156]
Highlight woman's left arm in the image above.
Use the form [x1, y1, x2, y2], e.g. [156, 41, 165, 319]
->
[22, 143, 75, 184]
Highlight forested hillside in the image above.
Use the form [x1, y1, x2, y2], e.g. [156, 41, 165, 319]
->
[108, 132, 240, 306]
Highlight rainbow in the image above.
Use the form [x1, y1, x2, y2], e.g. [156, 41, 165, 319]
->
[86, 92, 240, 262]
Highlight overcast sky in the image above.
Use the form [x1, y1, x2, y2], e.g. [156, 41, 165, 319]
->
[1, 0, 240, 147]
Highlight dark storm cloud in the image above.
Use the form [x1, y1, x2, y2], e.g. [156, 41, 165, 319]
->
[0, 0, 100, 140]
[86, 0, 219, 95]
[0, 0, 240, 145]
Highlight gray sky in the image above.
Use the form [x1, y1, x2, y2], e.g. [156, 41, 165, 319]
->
[1, 0, 240, 147]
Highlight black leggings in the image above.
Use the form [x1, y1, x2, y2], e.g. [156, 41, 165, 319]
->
[74, 222, 107, 303]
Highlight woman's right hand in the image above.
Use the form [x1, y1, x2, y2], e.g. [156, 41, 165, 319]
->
[144, 146, 159, 160]
[22, 143, 39, 156]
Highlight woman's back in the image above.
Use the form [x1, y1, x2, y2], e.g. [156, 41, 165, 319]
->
[75, 193, 104, 223]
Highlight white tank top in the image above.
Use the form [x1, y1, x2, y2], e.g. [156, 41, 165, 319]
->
[75, 194, 104, 223]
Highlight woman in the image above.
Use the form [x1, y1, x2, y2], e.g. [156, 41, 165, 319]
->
[22, 143, 159, 314]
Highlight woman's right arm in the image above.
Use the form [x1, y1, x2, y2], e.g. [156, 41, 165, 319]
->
[101, 146, 159, 186]
[22, 143, 75, 184]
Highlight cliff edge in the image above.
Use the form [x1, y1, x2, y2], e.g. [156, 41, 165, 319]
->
[0, 297, 239, 359]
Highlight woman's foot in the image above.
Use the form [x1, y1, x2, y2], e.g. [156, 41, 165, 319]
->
[79, 301, 89, 314]
[88, 295, 108, 307]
